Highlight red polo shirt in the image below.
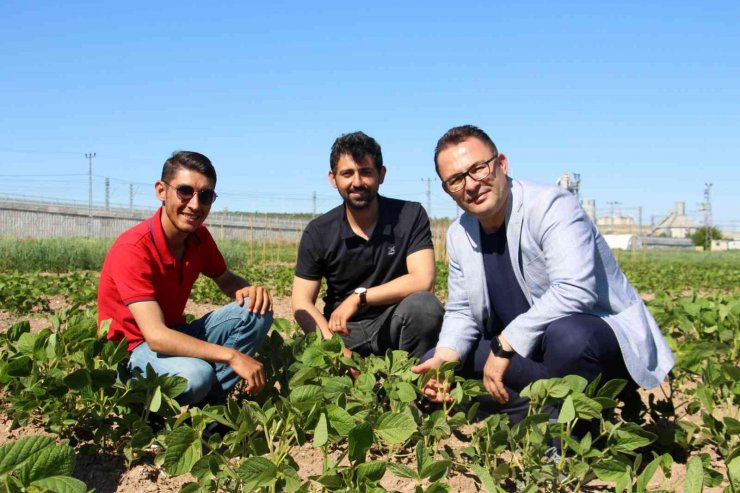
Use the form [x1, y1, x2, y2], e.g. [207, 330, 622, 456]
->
[98, 208, 227, 351]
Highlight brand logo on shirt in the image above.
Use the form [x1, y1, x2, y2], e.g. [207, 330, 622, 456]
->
[387, 245, 396, 256]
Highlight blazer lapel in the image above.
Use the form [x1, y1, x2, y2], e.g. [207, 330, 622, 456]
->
[506, 179, 533, 304]
[460, 213, 490, 329]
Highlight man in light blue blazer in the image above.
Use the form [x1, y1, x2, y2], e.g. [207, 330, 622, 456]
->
[412, 125, 674, 422]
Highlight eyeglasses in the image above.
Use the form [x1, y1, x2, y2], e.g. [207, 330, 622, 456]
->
[164, 182, 218, 205]
[442, 156, 497, 193]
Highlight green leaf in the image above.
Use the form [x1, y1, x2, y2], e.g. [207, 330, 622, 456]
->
[593, 458, 629, 482]
[597, 379, 627, 399]
[29, 476, 87, 493]
[563, 375, 588, 393]
[289, 384, 323, 410]
[614, 422, 657, 452]
[89, 369, 117, 391]
[149, 385, 162, 413]
[300, 346, 326, 367]
[19, 441, 75, 484]
[326, 404, 355, 437]
[237, 456, 278, 491]
[392, 381, 417, 403]
[16, 332, 39, 356]
[571, 393, 603, 420]
[163, 427, 201, 476]
[558, 395, 576, 423]
[684, 456, 703, 493]
[636, 455, 662, 493]
[424, 481, 451, 493]
[6, 321, 31, 343]
[356, 461, 386, 483]
[313, 413, 328, 448]
[6, 355, 32, 377]
[387, 462, 417, 479]
[471, 464, 501, 493]
[190, 455, 221, 482]
[375, 411, 417, 444]
[419, 459, 450, 481]
[355, 373, 376, 392]
[64, 368, 91, 390]
[348, 422, 373, 463]
[0, 436, 56, 475]
[728, 455, 740, 491]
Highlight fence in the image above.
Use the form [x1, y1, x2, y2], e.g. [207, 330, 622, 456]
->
[0, 196, 451, 261]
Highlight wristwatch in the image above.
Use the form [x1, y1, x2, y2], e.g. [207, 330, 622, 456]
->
[354, 287, 368, 307]
[490, 336, 516, 359]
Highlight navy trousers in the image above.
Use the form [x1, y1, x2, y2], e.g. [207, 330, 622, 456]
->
[425, 314, 637, 424]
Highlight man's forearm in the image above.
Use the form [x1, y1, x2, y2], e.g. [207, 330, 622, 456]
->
[217, 272, 250, 299]
[293, 302, 332, 338]
[145, 326, 236, 364]
[363, 272, 434, 307]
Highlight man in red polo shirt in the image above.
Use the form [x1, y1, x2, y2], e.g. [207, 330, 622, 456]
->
[98, 151, 273, 405]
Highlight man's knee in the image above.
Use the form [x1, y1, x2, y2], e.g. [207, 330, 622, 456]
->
[542, 315, 613, 379]
[397, 292, 444, 328]
[176, 361, 217, 405]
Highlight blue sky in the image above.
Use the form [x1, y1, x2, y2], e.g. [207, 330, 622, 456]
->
[1, 1, 738, 230]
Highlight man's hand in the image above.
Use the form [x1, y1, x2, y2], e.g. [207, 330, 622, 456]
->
[483, 351, 511, 404]
[411, 347, 460, 404]
[327, 294, 361, 336]
[235, 285, 272, 315]
[228, 350, 266, 396]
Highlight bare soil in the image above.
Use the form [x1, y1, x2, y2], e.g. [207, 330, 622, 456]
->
[0, 298, 729, 492]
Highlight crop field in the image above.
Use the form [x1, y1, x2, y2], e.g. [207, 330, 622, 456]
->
[0, 240, 738, 492]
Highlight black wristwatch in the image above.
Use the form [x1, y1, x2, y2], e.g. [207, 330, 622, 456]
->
[490, 336, 516, 359]
[354, 287, 368, 307]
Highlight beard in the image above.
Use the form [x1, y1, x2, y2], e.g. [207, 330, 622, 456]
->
[342, 186, 377, 210]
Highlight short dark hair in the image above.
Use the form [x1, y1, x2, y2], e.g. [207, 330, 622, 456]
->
[161, 151, 217, 185]
[433, 125, 498, 176]
[330, 131, 383, 172]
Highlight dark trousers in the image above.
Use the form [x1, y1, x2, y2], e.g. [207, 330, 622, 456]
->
[342, 291, 444, 359]
[425, 314, 637, 424]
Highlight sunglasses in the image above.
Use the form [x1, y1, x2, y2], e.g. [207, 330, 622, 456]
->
[163, 182, 218, 205]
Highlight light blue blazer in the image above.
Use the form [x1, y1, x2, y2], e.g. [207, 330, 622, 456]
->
[436, 179, 674, 389]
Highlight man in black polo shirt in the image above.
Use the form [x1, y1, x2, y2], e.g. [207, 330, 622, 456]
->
[291, 131, 444, 360]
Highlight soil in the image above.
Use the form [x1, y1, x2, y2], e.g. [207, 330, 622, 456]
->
[0, 298, 729, 492]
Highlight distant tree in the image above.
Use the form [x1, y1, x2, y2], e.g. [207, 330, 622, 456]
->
[691, 226, 723, 250]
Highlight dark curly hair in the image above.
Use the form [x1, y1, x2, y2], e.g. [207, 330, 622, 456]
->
[330, 131, 383, 172]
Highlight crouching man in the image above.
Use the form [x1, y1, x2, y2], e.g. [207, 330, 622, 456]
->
[98, 151, 273, 405]
[413, 125, 674, 423]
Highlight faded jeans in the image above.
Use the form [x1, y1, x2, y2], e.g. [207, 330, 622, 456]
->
[128, 301, 272, 406]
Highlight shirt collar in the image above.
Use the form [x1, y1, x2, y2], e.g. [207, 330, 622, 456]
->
[339, 195, 393, 240]
[149, 207, 203, 265]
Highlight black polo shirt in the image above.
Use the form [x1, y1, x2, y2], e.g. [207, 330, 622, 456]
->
[295, 196, 433, 321]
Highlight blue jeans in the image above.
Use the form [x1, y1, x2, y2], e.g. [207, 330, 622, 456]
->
[128, 302, 272, 406]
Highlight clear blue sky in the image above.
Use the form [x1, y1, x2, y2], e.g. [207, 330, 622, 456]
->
[1, 1, 738, 230]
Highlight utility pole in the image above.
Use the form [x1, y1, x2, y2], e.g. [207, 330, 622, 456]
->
[312, 191, 317, 216]
[129, 184, 134, 212]
[703, 183, 713, 250]
[421, 177, 433, 217]
[105, 178, 110, 211]
[607, 201, 620, 233]
[86, 152, 96, 237]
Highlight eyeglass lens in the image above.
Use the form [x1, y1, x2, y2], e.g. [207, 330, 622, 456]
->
[447, 160, 493, 191]
[175, 185, 217, 205]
